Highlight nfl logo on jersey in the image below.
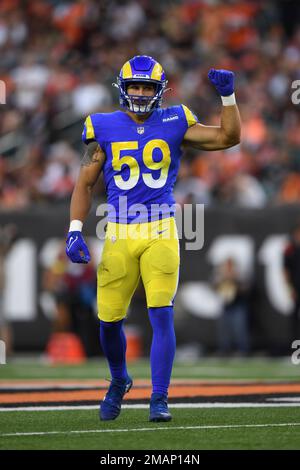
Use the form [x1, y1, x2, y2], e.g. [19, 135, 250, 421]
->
[137, 127, 144, 134]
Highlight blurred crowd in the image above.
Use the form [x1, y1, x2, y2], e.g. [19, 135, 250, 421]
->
[0, 0, 300, 210]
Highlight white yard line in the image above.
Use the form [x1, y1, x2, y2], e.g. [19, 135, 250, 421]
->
[1, 422, 300, 438]
[1, 402, 300, 412]
[267, 397, 300, 402]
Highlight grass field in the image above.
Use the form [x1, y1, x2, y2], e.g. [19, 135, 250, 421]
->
[1, 357, 300, 450]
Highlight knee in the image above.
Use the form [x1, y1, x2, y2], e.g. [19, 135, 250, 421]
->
[98, 307, 126, 323]
[147, 286, 175, 307]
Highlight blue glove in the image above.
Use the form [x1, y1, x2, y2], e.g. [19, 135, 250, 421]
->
[208, 68, 235, 96]
[66, 231, 91, 264]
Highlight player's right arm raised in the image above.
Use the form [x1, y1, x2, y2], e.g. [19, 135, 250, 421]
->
[66, 142, 105, 263]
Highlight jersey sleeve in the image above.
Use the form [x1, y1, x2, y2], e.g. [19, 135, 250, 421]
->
[82, 115, 97, 145]
[181, 104, 199, 128]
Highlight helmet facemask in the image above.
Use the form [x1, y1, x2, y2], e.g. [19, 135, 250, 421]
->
[113, 55, 168, 115]
[117, 78, 166, 115]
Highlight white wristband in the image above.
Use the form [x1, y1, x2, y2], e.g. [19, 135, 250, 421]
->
[221, 93, 236, 106]
[69, 220, 83, 232]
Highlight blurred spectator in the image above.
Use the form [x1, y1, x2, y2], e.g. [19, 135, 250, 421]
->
[71, 69, 112, 117]
[283, 222, 300, 343]
[30, 141, 81, 201]
[219, 173, 267, 208]
[174, 159, 211, 205]
[212, 257, 251, 356]
[278, 173, 300, 204]
[43, 242, 99, 356]
[108, 1, 146, 41]
[52, 0, 100, 47]
[0, 224, 18, 356]
[0, 0, 299, 210]
[11, 54, 50, 111]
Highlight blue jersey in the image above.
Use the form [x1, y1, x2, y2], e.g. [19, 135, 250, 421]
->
[82, 105, 198, 223]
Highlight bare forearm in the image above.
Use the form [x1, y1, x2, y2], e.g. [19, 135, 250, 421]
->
[220, 104, 241, 145]
[70, 181, 93, 223]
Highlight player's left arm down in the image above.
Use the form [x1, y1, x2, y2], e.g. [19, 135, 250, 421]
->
[183, 104, 241, 151]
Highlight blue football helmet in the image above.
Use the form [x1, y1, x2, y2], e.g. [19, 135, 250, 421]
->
[114, 55, 168, 115]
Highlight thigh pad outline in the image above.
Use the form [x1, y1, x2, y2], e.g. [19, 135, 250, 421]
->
[98, 252, 127, 287]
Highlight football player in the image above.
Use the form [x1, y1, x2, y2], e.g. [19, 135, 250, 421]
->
[66, 55, 241, 422]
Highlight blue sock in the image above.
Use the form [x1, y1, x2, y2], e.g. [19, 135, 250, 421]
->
[148, 306, 176, 396]
[99, 319, 128, 381]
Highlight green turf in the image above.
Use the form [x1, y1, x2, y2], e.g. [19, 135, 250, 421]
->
[1, 408, 300, 450]
[1, 357, 300, 450]
[0, 357, 299, 380]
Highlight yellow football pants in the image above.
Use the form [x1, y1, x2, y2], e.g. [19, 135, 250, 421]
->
[97, 217, 180, 322]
